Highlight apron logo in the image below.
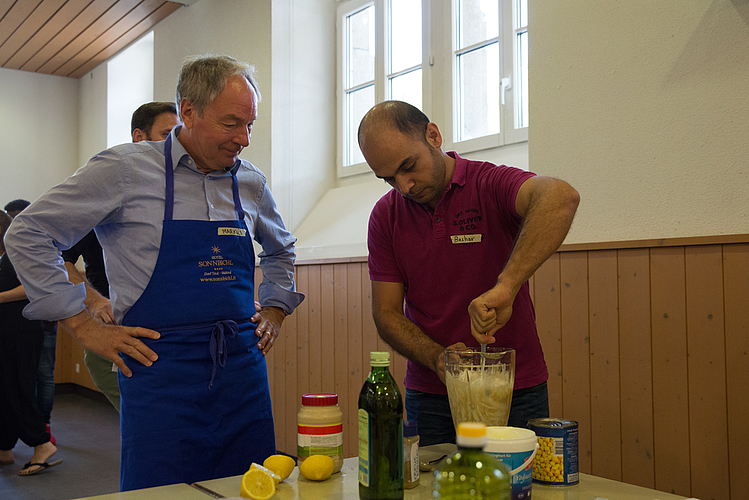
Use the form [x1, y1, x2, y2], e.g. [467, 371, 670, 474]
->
[218, 227, 247, 237]
[451, 234, 482, 244]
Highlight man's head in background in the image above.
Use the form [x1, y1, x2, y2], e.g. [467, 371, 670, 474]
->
[131, 102, 180, 142]
[4, 199, 30, 218]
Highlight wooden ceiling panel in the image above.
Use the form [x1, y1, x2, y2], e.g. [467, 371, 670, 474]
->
[20, 0, 131, 73]
[3, 0, 89, 70]
[67, 1, 181, 78]
[0, 0, 183, 79]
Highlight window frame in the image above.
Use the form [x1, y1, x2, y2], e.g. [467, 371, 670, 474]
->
[336, 0, 428, 178]
[441, 0, 528, 155]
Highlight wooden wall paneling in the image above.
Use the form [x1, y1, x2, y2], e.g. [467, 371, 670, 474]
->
[306, 265, 323, 394]
[361, 266, 378, 381]
[283, 300, 298, 457]
[272, 292, 287, 454]
[295, 266, 310, 399]
[559, 251, 592, 473]
[587, 250, 622, 481]
[532, 254, 563, 416]
[333, 264, 351, 457]
[650, 247, 691, 496]
[533, 256, 561, 410]
[320, 265, 336, 393]
[723, 244, 749, 499]
[616, 249, 655, 488]
[346, 264, 364, 458]
[684, 246, 729, 500]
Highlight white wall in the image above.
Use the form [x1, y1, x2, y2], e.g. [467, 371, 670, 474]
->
[78, 64, 107, 166]
[531, 0, 749, 244]
[0, 68, 79, 205]
[271, 0, 337, 231]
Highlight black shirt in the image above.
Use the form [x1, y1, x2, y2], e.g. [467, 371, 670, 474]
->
[61, 230, 110, 298]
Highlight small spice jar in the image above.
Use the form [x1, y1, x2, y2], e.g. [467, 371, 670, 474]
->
[403, 420, 420, 489]
[297, 393, 343, 472]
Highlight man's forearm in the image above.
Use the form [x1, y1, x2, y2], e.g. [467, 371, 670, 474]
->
[500, 179, 579, 293]
[373, 310, 444, 374]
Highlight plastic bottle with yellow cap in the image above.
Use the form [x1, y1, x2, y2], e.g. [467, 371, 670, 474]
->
[433, 422, 511, 499]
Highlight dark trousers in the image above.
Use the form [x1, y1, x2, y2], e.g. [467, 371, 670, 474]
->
[405, 381, 550, 446]
[0, 302, 50, 450]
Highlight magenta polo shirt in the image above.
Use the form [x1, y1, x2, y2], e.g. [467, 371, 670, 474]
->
[367, 152, 548, 395]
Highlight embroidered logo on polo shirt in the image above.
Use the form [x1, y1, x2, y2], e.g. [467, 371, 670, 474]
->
[451, 234, 482, 244]
[218, 227, 246, 237]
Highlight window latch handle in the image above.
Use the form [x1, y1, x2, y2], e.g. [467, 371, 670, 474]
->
[501, 77, 512, 105]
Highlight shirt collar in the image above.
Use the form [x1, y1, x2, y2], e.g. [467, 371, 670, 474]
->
[169, 126, 239, 177]
[447, 151, 467, 188]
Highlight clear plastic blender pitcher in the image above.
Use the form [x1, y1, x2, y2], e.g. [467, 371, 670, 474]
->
[444, 347, 516, 429]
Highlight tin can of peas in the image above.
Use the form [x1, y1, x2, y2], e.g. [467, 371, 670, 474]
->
[527, 418, 579, 485]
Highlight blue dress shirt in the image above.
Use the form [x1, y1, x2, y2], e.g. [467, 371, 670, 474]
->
[5, 127, 304, 323]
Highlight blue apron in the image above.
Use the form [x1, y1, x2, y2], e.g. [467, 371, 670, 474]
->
[118, 135, 275, 491]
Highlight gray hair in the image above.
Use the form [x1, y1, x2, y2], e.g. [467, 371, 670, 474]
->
[175, 54, 261, 117]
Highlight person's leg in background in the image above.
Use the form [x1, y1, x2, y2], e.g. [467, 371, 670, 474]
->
[36, 321, 57, 444]
[84, 350, 121, 413]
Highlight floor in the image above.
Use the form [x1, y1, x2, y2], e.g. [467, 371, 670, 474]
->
[0, 385, 121, 500]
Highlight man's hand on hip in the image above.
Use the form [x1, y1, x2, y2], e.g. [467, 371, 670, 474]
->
[60, 310, 160, 377]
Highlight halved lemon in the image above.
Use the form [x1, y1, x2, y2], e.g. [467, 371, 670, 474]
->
[240, 466, 276, 499]
[299, 454, 335, 481]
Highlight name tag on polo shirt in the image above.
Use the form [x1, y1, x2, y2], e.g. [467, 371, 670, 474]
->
[451, 234, 482, 244]
[218, 227, 247, 237]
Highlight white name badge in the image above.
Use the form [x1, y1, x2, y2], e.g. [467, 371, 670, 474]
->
[451, 234, 482, 244]
[218, 227, 247, 237]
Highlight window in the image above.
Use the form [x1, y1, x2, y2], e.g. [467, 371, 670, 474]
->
[445, 0, 528, 152]
[336, 0, 527, 177]
[337, 0, 423, 177]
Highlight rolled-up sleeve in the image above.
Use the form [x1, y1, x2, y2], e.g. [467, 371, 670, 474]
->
[252, 181, 305, 315]
[5, 150, 126, 321]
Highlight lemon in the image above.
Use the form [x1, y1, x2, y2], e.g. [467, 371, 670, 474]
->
[299, 454, 335, 481]
[240, 466, 277, 499]
[250, 462, 281, 484]
[263, 454, 296, 481]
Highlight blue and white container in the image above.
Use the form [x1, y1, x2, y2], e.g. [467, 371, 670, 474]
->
[484, 426, 538, 500]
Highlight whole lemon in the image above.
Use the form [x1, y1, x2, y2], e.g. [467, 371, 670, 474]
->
[299, 454, 335, 481]
[263, 454, 296, 481]
[240, 466, 276, 499]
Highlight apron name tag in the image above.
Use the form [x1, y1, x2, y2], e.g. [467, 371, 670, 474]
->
[451, 234, 482, 244]
[218, 227, 247, 237]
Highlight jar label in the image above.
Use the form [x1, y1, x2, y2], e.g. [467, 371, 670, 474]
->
[297, 423, 344, 459]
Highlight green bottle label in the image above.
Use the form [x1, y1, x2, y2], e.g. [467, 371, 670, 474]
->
[358, 409, 369, 487]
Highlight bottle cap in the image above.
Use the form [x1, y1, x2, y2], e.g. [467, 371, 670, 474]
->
[301, 393, 338, 406]
[404, 420, 418, 438]
[456, 422, 487, 448]
[370, 351, 390, 367]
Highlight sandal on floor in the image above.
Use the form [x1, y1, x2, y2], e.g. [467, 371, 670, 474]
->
[18, 459, 63, 476]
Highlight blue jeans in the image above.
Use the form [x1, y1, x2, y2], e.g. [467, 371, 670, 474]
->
[36, 321, 57, 424]
[405, 381, 549, 446]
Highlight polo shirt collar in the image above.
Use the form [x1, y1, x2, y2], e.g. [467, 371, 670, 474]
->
[447, 151, 467, 188]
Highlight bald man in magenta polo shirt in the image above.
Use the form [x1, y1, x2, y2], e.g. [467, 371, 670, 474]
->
[359, 100, 580, 446]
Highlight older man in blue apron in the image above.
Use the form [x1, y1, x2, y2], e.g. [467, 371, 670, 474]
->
[5, 55, 304, 490]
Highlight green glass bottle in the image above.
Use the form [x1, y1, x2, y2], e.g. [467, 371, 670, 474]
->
[358, 351, 404, 499]
[433, 422, 511, 499]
